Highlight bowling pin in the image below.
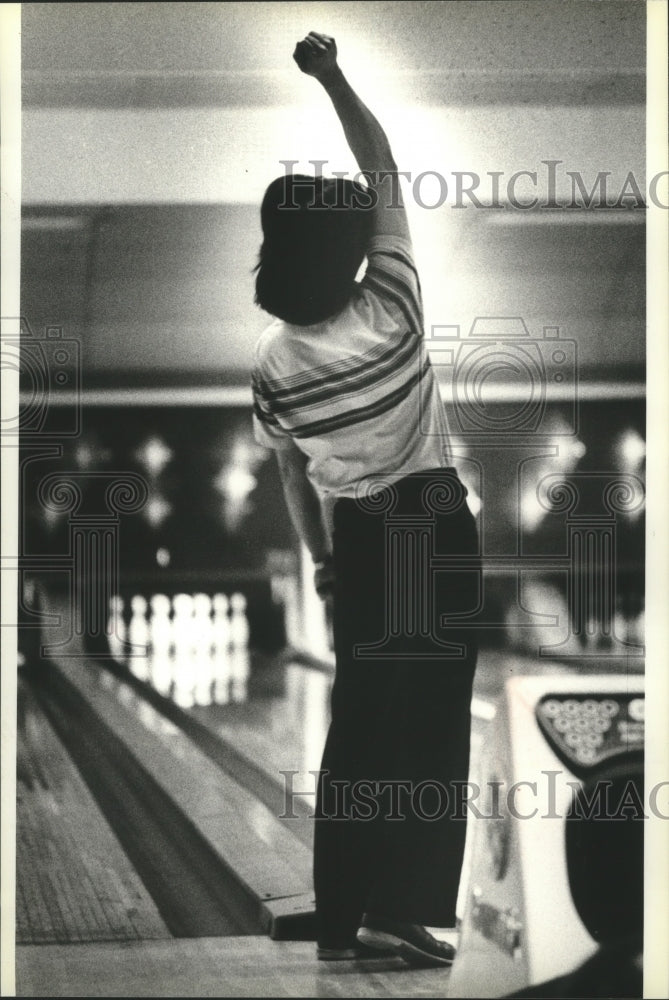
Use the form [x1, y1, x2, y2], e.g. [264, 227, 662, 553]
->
[629, 609, 645, 647]
[149, 593, 173, 655]
[149, 647, 175, 697]
[212, 593, 230, 651]
[228, 593, 250, 701]
[171, 593, 197, 707]
[613, 601, 628, 645]
[172, 660, 195, 708]
[229, 646, 250, 702]
[107, 595, 126, 660]
[128, 594, 150, 679]
[193, 592, 214, 656]
[193, 645, 214, 706]
[172, 593, 195, 656]
[211, 593, 231, 703]
[212, 665, 231, 705]
[229, 592, 250, 649]
[129, 594, 149, 645]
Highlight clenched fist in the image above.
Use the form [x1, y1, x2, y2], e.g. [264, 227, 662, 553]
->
[293, 31, 339, 81]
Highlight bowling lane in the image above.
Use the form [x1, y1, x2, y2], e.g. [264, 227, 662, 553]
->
[108, 590, 333, 811]
[16, 672, 170, 945]
[189, 658, 332, 804]
[18, 648, 267, 943]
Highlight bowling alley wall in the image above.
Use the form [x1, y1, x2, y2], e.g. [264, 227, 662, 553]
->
[18, 2, 646, 662]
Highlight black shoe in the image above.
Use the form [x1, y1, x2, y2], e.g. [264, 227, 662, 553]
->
[357, 914, 456, 968]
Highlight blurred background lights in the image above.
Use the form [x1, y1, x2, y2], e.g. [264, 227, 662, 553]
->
[520, 485, 549, 534]
[42, 505, 64, 530]
[214, 437, 260, 532]
[73, 442, 96, 469]
[155, 547, 171, 568]
[564, 438, 587, 463]
[552, 415, 587, 471]
[215, 466, 258, 533]
[135, 436, 173, 476]
[73, 436, 111, 469]
[516, 418, 587, 534]
[217, 466, 257, 503]
[615, 428, 645, 472]
[144, 494, 172, 528]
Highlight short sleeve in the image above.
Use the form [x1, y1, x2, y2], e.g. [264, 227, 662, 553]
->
[359, 234, 424, 338]
[251, 367, 294, 451]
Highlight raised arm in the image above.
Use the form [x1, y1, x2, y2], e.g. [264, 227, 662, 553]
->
[293, 31, 410, 242]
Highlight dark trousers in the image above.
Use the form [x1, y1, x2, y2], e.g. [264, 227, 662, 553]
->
[314, 468, 481, 946]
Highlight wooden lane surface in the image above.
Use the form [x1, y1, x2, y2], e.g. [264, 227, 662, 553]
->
[16, 676, 170, 945]
[47, 652, 315, 932]
[16, 936, 456, 998]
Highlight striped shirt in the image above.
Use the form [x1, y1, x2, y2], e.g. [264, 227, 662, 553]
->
[252, 234, 453, 500]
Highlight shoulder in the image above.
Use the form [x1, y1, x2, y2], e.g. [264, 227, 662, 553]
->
[253, 318, 286, 371]
[366, 233, 417, 264]
[358, 234, 423, 338]
[363, 234, 421, 290]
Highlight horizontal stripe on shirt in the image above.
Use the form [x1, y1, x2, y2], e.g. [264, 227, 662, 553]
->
[252, 321, 389, 393]
[253, 328, 412, 401]
[288, 356, 434, 439]
[255, 329, 420, 416]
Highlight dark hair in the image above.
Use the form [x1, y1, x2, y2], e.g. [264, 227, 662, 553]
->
[254, 174, 373, 326]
